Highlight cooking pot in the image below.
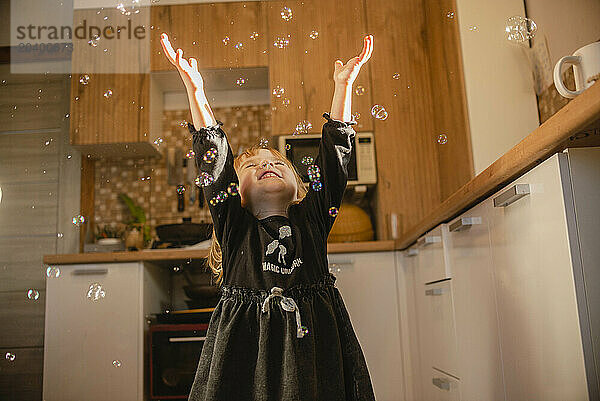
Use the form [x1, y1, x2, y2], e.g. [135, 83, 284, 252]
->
[155, 217, 213, 244]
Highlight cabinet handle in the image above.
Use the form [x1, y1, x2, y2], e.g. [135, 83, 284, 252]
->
[417, 235, 441, 247]
[493, 184, 530, 207]
[72, 268, 108, 276]
[405, 248, 419, 257]
[425, 288, 444, 296]
[432, 377, 451, 391]
[449, 217, 482, 232]
[168, 336, 206, 342]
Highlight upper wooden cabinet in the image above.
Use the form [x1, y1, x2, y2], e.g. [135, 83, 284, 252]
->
[150, 3, 269, 71]
[264, 1, 373, 135]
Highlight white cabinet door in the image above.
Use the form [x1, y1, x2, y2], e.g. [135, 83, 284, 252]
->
[329, 251, 404, 401]
[448, 201, 505, 401]
[488, 154, 589, 401]
[43, 263, 143, 401]
[429, 367, 461, 401]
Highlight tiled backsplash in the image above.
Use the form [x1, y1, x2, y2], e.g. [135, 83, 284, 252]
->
[94, 105, 271, 241]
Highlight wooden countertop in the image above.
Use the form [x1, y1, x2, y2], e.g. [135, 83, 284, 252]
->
[394, 81, 600, 250]
[43, 240, 396, 265]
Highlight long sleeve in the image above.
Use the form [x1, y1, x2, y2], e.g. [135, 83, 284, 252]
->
[188, 120, 247, 248]
[297, 112, 357, 237]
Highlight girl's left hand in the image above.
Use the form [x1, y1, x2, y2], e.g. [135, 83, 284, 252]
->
[333, 35, 373, 86]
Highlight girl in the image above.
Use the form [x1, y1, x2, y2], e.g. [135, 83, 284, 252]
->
[160, 32, 375, 401]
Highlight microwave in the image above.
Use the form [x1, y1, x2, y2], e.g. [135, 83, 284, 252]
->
[278, 132, 377, 186]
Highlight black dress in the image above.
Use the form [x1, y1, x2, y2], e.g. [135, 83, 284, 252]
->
[187, 113, 376, 401]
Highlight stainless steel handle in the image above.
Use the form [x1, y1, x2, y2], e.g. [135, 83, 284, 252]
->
[449, 217, 482, 232]
[417, 235, 441, 247]
[425, 288, 444, 296]
[432, 377, 451, 391]
[168, 336, 206, 342]
[493, 184, 530, 207]
[72, 268, 108, 276]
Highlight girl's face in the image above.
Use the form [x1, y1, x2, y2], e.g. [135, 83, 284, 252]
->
[236, 149, 299, 209]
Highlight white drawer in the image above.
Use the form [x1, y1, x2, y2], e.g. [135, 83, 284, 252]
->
[423, 280, 460, 378]
[428, 368, 461, 401]
[416, 225, 452, 284]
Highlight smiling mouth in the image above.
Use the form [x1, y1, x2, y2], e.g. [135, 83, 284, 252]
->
[259, 171, 282, 180]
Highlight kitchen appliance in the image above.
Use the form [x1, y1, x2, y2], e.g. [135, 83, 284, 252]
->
[149, 323, 209, 399]
[278, 132, 377, 185]
[154, 218, 213, 247]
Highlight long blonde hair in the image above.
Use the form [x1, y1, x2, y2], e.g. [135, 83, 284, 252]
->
[206, 145, 308, 287]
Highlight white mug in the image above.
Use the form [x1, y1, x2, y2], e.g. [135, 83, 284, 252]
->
[553, 41, 600, 98]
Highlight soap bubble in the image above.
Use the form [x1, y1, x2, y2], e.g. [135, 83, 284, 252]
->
[209, 198, 218, 206]
[258, 138, 269, 148]
[103, 89, 113, 99]
[280, 6, 293, 21]
[215, 190, 228, 203]
[88, 34, 99, 47]
[236, 77, 246, 86]
[468, 25, 478, 32]
[195, 172, 214, 187]
[179, 120, 188, 127]
[112, 360, 122, 367]
[505, 16, 537, 43]
[298, 325, 309, 336]
[355, 86, 366, 96]
[437, 134, 448, 144]
[273, 37, 290, 49]
[371, 105, 388, 120]
[203, 147, 218, 163]
[285, 144, 291, 151]
[186, 149, 195, 158]
[352, 112, 361, 121]
[328, 207, 339, 217]
[272, 85, 285, 98]
[72, 214, 85, 226]
[309, 30, 319, 40]
[46, 266, 61, 278]
[79, 74, 90, 85]
[116, 0, 140, 15]
[222, 36, 230, 45]
[250, 32, 259, 40]
[392, 73, 400, 80]
[282, 98, 290, 106]
[176, 185, 186, 194]
[227, 183, 239, 196]
[27, 289, 40, 300]
[5, 352, 15, 362]
[446, 11, 455, 19]
[295, 120, 312, 134]
[87, 282, 106, 302]
[301, 156, 314, 165]
[307, 165, 321, 181]
[311, 181, 322, 191]
[234, 42, 244, 50]
[153, 137, 164, 147]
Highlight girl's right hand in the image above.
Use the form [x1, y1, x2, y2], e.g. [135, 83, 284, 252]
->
[160, 33, 205, 92]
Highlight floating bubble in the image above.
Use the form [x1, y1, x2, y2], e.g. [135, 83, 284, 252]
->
[186, 149, 195, 158]
[153, 137, 164, 147]
[203, 147, 218, 163]
[301, 156, 314, 165]
[176, 185, 186, 195]
[505, 16, 537, 43]
[227, 183, 239, 196]
[87, 282, 106, 301]
[215, 190, 228, 203]
[273, 37, 290, 49]
[437, 134, 448, 144]
[116, 0, 140, 15]
[282, 98, 290, 106]
[179, 120, 187, 127]
[309, 30, 319, 40]
[352, 112, 361, 121]
[222, 36, 230, 45]
[5, 352, 15, 362]
[328, 207, 339, 217]
[285, 144, 291, 151]
[258, 138, 269, 148]
[27, 289, 40, 300]
[103, 89, 113, 99]
[295, 120, 312, 134]
[298, 325, 309, 336]
[209, 198, 218, 206]
[234, 42, 244, 50]
[272, 85, 285, 98]
[311, 181, 322, 191]
[112, 360, 122, 367]
[446, 11, 455, 19]
[195, 172, 214, 187]
[236, 77, 246, 86]
[88, 34, 99, 47]
[307, 164, 321, 181]
[392, 73, 400, 80]
[468, 25, 478, 32]
[172, 266, 180, 272]
[72, 214, 85, 226]
[371, 104, 388, 120]
[280, 6, 293, 21]
[250, 31, 259, 40]
[46, 266, 60, 278]
[79, 74, 90, 85]
[355, 86, 366, 96]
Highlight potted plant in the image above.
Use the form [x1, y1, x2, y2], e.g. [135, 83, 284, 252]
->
[119, 193, 151, 250]
[95, 223, 125, 244]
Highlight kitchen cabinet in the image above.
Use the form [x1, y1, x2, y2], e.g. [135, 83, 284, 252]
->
[43, 262, 169, 401]
[328, 251, 404, 401]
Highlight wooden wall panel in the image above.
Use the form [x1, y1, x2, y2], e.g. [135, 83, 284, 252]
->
[0, 291, 45, 348]
[264, 0, 374, 135]
[150, 2, 269, 71]
[0, 347, 43, 401]
[366, 0, 443, 239]
[424, 0, 474, 200]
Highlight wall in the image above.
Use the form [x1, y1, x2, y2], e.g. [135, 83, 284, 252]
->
[455, 0, 540, 175]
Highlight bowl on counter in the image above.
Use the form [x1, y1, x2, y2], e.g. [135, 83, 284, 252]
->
[155, 217, 213, 245]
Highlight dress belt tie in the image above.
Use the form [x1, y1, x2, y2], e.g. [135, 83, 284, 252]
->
[261, 287, 307, 338]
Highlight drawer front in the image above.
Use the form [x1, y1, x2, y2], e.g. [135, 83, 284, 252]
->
[416, 225, 451, 284]
[423, 280, 460, 378]
[429, 368, 461, 401]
